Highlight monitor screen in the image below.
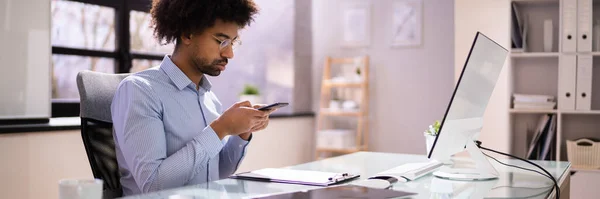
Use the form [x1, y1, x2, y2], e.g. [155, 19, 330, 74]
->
[429, 32, 508, 159]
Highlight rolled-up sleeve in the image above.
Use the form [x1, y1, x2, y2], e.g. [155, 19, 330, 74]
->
[111, 77, 224, 193]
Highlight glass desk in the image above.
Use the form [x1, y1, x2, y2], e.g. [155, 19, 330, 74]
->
[120, 151, 571, 199]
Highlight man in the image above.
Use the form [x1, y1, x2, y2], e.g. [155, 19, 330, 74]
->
[111, 0, 266, 195]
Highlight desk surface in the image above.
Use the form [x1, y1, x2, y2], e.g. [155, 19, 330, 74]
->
[120, 151, 570, 199]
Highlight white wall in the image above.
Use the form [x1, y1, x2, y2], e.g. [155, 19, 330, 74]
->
[0, 117, 314, 199]
[454, 0, 511, 153]
[0, 0, 51, 119]
[237, 117, 315, 172]
[312, 0, 455, 154]
[571, 172, 600, 199]
[0, 130, 92, 199]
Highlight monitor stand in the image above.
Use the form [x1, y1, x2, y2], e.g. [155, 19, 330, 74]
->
[433, 141, 499, 181]
[430, 175, 498, 198]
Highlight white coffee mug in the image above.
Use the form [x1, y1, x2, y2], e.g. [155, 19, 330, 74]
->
[59, 179, 103, 199]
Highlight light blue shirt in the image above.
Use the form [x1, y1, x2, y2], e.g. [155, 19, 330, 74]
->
[111, 55, 250, 196]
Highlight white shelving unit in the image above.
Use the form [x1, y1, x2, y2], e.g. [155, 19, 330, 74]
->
[509, 109, 558, 114]
[511, 52, 560, 58]
[509, 0, 600, 172]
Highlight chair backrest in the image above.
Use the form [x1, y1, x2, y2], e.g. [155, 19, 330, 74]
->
[76, 70, 129, 198]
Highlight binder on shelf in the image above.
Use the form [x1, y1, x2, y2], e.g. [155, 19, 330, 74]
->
[562, 0, 577, 52]
[544, 20, 553, 52]
[511, 2, 524, 49]
[527, 115, 556, 160]
[230, 168, 360, 186]
[576, 55, 593, 110]
[539, 115, 557, 160]
[577, 0, 593, 52]
[558, 55, 577, 110]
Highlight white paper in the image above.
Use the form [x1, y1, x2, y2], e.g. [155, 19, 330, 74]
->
[249, 168, 341, 184]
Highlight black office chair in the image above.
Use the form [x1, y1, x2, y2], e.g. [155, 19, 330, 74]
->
[76, 70, 129, 199]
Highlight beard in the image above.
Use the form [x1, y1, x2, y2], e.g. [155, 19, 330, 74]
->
[191, 56, 227, 76]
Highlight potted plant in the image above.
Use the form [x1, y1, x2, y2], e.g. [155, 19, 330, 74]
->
[424, 120, 453, 164]
[424, 120, 441, 156]
[239, 84, 261, 105]
[353, 66, 362, 82]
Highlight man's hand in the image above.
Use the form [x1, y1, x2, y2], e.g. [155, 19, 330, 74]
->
[238, 104, 276, 140]
[250, 104, 275, 132]
[210, 101, 269, 140]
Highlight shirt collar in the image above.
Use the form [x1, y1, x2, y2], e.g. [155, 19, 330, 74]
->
[160, 55, 212, 91]
[198, 74, 213, 91]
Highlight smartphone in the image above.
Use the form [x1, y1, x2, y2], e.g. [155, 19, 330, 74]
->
[257, 102, 289, 111]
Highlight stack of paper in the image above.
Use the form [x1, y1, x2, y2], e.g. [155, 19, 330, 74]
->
[512, 93, 556, 110]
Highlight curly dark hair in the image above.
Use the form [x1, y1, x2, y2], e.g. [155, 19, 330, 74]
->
[150, 0, 259, 45]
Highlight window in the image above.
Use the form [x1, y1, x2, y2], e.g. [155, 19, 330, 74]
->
[52, 1, 115, 51]
[51, 1, 116, 100]
[52, 55, 115, 99]
[51, 0, 164, 117]
[130, 10, 174, 55]
[207, 0, 295, 113]
[51, 0, 299, 117]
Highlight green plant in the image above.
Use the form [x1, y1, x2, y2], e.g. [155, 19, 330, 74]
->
[355, 67, 361, 75]
[425, 120, 441, 136]
[241, 84, 260, 95]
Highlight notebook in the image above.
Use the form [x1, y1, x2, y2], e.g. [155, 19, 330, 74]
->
[247, 184, 417, 199]
[230, 168, 360, 186]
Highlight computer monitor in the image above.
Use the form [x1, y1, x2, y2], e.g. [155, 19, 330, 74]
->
[428, 32, 508, 181]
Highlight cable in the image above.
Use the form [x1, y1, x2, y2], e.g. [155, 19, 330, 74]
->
[479, 146, 560, 199]
[476, 142, 560, 199]
[483, 153, 551, 179]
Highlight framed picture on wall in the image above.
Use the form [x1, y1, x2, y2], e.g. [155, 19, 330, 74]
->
[341, 1, 371, 48]
[391, 0, 423, 47]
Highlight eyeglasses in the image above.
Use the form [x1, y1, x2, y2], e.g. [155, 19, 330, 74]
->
[212, 35, 242, 51]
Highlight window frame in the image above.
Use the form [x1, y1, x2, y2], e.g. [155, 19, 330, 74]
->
[52, 0, 164, 117]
